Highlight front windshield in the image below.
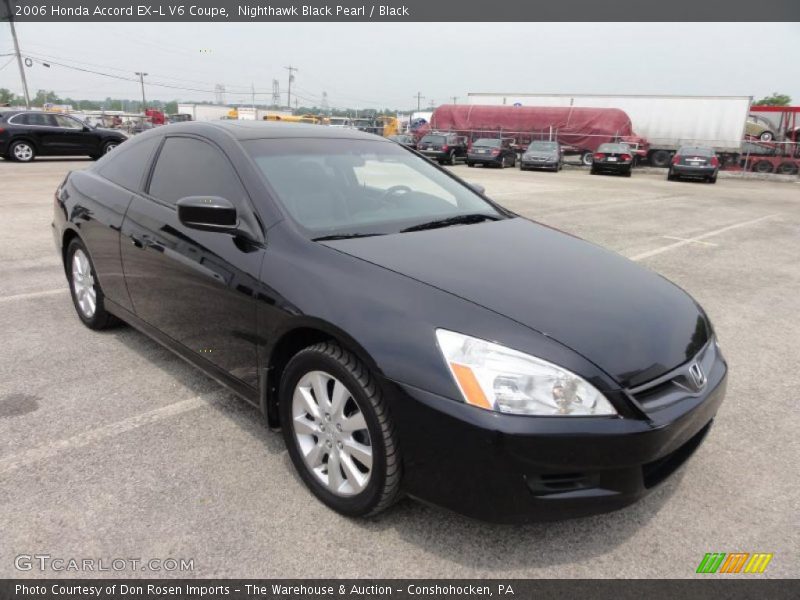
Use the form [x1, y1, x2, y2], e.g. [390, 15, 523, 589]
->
[420, 135, 445, 144]
[473, 138, 501, 147]
[244, 138, 503, 237]
[528, 142, 557, 151]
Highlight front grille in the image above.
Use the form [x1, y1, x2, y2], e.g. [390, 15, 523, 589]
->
[628, 340, 716, 413]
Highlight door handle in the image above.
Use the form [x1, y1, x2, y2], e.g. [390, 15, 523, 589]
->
[130, 234, 145, 248]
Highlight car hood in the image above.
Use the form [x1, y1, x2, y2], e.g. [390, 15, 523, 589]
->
[322, 218, 709, 388]
[525, 151, 558, 159]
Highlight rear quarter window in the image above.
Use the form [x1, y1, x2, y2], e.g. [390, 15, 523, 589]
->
[98, 136, 161, 192]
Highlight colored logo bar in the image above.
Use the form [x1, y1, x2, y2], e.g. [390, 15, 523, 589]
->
[696, 553, 773, 574]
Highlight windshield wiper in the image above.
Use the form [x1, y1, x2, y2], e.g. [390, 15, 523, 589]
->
[312, 232, 385, 241]
[400, 213, 500, 233]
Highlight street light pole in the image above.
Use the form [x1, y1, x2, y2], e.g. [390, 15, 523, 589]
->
[135, 71, 148, 112]
[5, 0, 31, 108]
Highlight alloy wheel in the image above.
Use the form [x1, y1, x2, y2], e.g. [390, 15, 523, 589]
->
[104, 143, 118, 153]
[71, 249, 97, 318]
[291, 370, 373, 497]
[13, 143, 33, 162]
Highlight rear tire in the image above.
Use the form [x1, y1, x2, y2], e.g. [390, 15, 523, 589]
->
[280, 342, 402, 518]
[581, 151, 593, 166]
[10, 140, 35, 163]
[624, 169, 632, 178]
[65, 238, 119, 330]
[590, 167, 598, 175]
[752, 160, 774, 174]
[649, 149, 672, 168]
[708, 175, 717, 184]
[449, 151, 457, 166]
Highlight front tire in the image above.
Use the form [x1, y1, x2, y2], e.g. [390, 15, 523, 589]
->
[10, 140, 35, 162]
[280, 342, 401, 517]
[449, 151, 457, 166]
[66, 238, 118, 330]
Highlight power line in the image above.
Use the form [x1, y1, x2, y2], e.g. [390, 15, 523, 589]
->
[413, 92, 425, 111]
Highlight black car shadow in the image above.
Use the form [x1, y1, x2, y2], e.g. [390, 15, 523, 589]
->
[108, 322, 684, 570]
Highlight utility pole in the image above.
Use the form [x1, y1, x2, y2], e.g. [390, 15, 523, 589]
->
[135, 72, 148, 112]
[451, 96, 458, 105]
[284, 65, 298, 109]
[5, 0, 31, 108]
[413, 92, 425, 111]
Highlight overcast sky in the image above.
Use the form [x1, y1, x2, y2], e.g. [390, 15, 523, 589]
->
[3, 22, 799, 109]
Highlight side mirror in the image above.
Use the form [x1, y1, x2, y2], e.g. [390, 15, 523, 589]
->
[82, 126, 92, 132]
[468, 182, 486, 195]
[176, 196, 238, 232]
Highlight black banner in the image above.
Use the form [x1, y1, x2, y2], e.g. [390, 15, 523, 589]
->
[2, 0, 800, 22]
[1, 580, 798, 600]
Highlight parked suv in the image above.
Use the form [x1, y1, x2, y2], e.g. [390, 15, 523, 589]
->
[416, 132, 467, 165]
[0, 110, 127, 162]
[467, 138, 516, 168]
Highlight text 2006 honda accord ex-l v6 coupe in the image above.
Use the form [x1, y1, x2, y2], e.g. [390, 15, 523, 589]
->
[53, 121, 726, 522]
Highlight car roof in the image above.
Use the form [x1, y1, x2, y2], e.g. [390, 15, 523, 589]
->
[168, 120, 389, 142]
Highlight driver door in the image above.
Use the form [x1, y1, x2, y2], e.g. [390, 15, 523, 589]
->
[120, 135, 265, 388]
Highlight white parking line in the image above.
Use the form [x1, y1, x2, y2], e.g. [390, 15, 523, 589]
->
[662, 235, 718, 247]
[630, 214, 780, 261]
[0, 288, 67, 303]
[0, 397, 207, 475]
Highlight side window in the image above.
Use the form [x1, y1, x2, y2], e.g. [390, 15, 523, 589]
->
[54, 115, 83, 130]
[99, 136, 161, 192]
[148, 137, 247, 206]
[34, 113, 56, 126]
[16, 113, 54, 126]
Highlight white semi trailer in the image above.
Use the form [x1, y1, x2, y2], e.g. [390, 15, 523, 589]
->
[466, 93, 752, 167]
[177, 103, 235, 121]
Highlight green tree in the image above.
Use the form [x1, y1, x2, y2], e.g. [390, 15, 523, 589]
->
[753, 93, 792, 106]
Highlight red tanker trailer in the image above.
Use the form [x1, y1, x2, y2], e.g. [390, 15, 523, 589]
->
[418, 104, 646, 166]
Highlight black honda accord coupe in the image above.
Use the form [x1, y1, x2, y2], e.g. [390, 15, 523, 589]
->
[52, 121, 726, 522]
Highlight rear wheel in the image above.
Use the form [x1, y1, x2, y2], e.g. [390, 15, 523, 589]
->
[649, 149, 672, 168]
[66, 238, 118, 330]
[777, 162, 799, 175]
[581, 151, 593, 167]
[466, 161, 474, 167]
[449, 151, 457, 166]
[10, 140, 35, 162]
[624, 168, 632, 178]
[759, 131, 774, 142]
[708, 175, 717, 184]
[590, 167, 598, 175]
[280, 342, 401, 517]
[752, 160, 774, 174]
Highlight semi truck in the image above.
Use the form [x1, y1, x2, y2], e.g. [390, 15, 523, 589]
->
[423, 104, 644, 165]
[467, 93, 752, 167]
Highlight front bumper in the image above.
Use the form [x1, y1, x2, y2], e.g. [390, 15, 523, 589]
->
[522, 158, 558, 169]
[384, 347, 726, 522]
[468, 153, 502, 165]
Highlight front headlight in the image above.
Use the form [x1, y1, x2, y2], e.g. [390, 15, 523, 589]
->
[436, 329, 617, 416]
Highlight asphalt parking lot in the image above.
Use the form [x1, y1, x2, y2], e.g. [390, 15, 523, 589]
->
[0, 158, 797, 579]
